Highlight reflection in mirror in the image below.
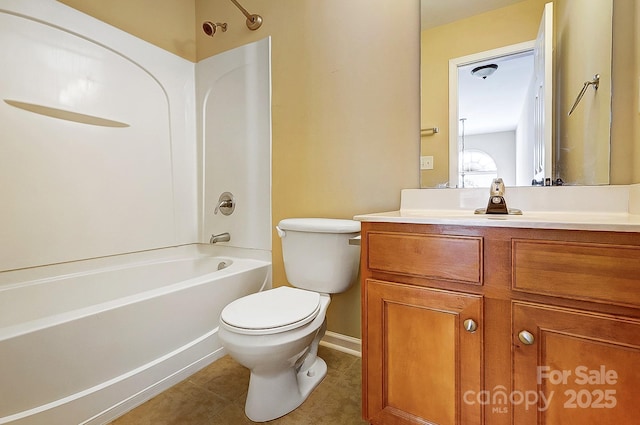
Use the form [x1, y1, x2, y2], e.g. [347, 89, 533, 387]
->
[450, 45, 536, 188]
[555, 0, 612, 185]
[420, 0, 637, 188]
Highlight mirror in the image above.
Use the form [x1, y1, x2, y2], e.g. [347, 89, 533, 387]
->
[420, 0, 639, 188]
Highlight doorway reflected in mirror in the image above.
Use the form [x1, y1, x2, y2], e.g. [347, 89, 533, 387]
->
[455, 48, 534, 188]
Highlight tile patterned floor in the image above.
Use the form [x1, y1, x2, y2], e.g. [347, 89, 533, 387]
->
[109, 346, 369, 424]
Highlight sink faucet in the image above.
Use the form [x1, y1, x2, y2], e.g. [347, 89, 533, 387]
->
[485, 178, 509, 214]
[475, 178, 522, 215]
[210, 232, 231, 244]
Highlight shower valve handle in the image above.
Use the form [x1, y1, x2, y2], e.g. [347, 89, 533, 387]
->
[214, 192, 235, 216]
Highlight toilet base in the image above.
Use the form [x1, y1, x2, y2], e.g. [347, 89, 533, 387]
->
[245, 356, 327, 422]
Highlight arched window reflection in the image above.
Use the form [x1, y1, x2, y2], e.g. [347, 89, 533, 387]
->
[460, 149, 497, 188]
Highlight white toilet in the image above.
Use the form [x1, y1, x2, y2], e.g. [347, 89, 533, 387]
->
[218, 218, 361, 422]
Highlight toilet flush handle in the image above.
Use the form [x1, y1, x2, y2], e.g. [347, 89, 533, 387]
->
[276, 226, 286, 238]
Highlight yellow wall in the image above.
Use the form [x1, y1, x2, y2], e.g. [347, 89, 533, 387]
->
[556, 0, 612, 185]
[611, 0, 640, 185]
[58, 0, 196, 61]
[196, 0, 420, 338]
[57, 0, 421, 339]
[420, 0, 549, 187]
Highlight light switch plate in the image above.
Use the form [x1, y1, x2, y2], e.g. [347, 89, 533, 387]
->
[420, 156, 434, 170]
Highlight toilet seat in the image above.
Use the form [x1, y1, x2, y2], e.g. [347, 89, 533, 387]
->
[220, 286, 321, 335]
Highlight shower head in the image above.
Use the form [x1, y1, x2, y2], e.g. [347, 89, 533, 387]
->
[202, 21, 227, 36]
[203, 0, 261, 38]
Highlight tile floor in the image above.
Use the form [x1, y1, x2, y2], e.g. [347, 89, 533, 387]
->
[109, 346, 369, 424]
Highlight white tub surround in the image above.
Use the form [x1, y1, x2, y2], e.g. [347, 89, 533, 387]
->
[0, 0, 272, 272]
[197, 38, 272, 250]
[354, 184, 640, 232]
[0, 1, 195, 271]
[0, 1, 272, 424]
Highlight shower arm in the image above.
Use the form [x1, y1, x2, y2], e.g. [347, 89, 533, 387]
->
[229, 0, 263, 30]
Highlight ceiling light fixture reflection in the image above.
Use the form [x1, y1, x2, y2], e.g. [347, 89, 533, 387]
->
[471, 64, 498, 79]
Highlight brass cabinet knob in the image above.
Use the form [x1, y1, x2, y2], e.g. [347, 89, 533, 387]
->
[518, 330, 535, 345]
[463, 319, 478, 333]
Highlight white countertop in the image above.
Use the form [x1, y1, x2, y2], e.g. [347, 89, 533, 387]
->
[354, 185, 640, 232]
[354, 209, 640, 232]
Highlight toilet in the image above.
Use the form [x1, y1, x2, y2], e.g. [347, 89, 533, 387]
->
[218, 218, 361, 422]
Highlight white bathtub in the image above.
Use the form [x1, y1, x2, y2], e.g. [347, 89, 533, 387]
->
[0, 244, 271, 425]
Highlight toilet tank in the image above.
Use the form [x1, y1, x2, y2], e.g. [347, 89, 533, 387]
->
[277, 218, 361, 293]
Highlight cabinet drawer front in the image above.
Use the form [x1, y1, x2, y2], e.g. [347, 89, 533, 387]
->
[367, 232, 483, 284]
[512, 239, 640, 306]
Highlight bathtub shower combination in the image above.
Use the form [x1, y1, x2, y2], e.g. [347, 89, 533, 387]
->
[0, 246, 270, 424]
[0, 1, 272, 424]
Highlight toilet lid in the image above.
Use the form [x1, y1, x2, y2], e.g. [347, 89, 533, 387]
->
[278, 218, 361, 233]
[220, 286, 321, 335]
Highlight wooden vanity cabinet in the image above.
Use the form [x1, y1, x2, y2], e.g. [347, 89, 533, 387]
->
[510, 237, 640, 425]
[361, 221, 640, 425]
[512, 302, 640, 424]
[361, 223, 486, 425]
[364, 279, 482, 425]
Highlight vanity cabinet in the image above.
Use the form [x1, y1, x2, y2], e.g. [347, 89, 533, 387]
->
[364, 279, 482, 425]
[512, 302, 640, 424]
[360, 221, 640, 425]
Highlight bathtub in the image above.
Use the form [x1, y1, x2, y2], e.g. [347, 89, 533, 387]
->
[0, 244, 271, 425]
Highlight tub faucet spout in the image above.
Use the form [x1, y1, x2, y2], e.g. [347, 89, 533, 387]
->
[210, 232, 231, 244]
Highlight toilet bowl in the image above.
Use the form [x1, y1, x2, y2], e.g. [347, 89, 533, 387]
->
[218, 218, 360, 422]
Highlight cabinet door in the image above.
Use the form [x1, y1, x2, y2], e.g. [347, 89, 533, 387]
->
[513, 302, 640, 424]
[363, 279, 483, 425]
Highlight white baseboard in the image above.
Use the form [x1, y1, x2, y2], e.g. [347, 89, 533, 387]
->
[320, 331, 361, 357]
